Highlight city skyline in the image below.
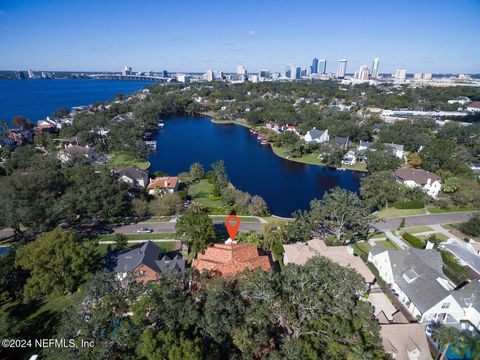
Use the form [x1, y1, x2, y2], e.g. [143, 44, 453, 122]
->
[0, 0, 479, 73]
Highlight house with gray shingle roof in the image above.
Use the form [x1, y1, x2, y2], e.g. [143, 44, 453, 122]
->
[440, 239, 480, 279]
[368, 246, 480, 329]
[108, 241, 185, 284]
[304, 128, 329, 144]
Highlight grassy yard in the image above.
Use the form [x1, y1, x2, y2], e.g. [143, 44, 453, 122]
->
[375, 207, 425, 218]
[428, 206, 480, 214]
[95, 233, 176, 241]
[188, 179, 226, 209]
[96, 241, 177, 256]
[210, 215, 261, 223]
[417, 233, 449, 242]
[108, 153, 150, 170]
[211, 117, 253, 129]
[351, 242, 372, 259]
[404, 226, 434, 234]
[369, 232, 387, 239]
[1, 292, 80, 359]
[272, 146, 367, 172]
[140, 217, 173, 223]
[376, 240, 401, 250]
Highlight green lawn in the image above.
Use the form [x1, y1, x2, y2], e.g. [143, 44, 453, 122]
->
[188, 179, 226, 209]
[1, 292, 80, 358]
[351, 242, 372, 259]
[404, 226, 434, 234]
[376, 240, 400, 250]
[272, 146, 367, 172]
[369, 232, 387, 239]
[96, 241, 177, 256]
[95, 233, 176, 241]
[417, 233, 449, 242]
[210, 215, 261, 223]
[211, 117, 253, 129]
[428, 206, 480, 214]
[140, 217, 173, 223]
[376, 207, 425, 218]
[108, 153, 150, 170]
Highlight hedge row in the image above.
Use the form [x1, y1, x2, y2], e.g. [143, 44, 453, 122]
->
[393, 200, 425, 209]
[402, 232, 424, 248]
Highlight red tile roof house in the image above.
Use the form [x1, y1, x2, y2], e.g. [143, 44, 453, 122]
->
[192, 243, 272, 276]
[147, 176, 179, 196]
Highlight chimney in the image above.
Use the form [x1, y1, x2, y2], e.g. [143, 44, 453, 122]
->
[164, 180, 168, 187]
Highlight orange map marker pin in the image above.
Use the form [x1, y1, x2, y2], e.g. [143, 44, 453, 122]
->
[225, 215, 240, 241]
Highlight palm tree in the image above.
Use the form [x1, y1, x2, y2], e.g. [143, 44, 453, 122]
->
[457, 332, 480, 360]
[434, 326, 462, 360]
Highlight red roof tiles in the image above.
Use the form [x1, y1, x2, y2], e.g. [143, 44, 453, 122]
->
[147, 176, 179, 190]
[192, 243, 272, 276]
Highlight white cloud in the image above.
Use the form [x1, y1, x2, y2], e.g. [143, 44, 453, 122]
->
[247, 30, 257, 37]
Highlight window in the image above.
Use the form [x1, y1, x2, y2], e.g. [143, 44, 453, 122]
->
[441, 302, 450, 309]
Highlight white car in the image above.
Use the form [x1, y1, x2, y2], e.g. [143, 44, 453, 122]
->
[136, 227, 153, 234]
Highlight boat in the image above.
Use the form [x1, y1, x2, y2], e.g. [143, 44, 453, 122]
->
[158, 121, 165, 128]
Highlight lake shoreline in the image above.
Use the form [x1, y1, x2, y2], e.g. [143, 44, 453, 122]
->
[202, 111, 368, 173]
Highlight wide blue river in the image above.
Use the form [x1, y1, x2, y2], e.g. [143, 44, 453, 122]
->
[0, 78, 151, 126]
[0, 79, 363, 216]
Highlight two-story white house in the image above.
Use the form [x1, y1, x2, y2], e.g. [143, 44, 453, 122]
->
[369, 246, 480, 331]
[304, 128, 329, 144]
[394, 167, 442, 198]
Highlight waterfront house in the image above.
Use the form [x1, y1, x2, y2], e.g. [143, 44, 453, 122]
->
[369, 246, 480, 329]
[393, 168, 442, 198]
[379, 323, 432, 360]
[332, 136, 349, 150]
[116, 167, 149, 189]
[192, 243, 272, 276]
[342, 148, 358, 165]
[304, 128, 329, 144]
[109, 241, 185, 284]
[147, 176, 179, 196]
[8, 129, 34, 145]
[283, 239, 375, 285]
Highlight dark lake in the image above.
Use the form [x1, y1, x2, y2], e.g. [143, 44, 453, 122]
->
[148, 116, 364, 217]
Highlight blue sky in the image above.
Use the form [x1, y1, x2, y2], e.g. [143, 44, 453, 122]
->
[0, 0, 479, 74]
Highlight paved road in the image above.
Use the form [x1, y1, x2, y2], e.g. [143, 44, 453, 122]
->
[375, 211, 477, 231]
[114, 220, 264, 234]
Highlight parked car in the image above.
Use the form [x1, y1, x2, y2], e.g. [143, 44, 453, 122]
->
[136, 228, 153, 234]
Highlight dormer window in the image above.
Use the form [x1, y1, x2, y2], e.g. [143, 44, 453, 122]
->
[403, 269, 419, 283]
[441, 302, 450, 309]
[407, 348, 420, 360]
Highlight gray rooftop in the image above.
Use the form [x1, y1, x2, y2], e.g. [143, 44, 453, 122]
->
[452, 280, 480, 312]
[333, 136, 349, 147]
[308, 128, 326, 139]
[110, 241, 185, 274]
[385, 143, 404, 152]
[388, 249, 451, 313]
[359, 140, 373, 148]
[116, 166, 149, 181]
[442, 241, 480, 275]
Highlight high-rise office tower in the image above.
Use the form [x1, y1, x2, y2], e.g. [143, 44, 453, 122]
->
[358, 65, 369, 80]
[206, 69, 214, 81]
[394, 68, 407, 80]
[371, 58, 380, 78]
[290, 65, 301, 79]
[311, 57, 319, 74]
[27, 69, 34, 78]
[122, 66, 132, 76]
[319, 59, 327, 74]
[237, 65, 247, 75]
[259, 70, 271, 79]
[337, 59, 347, 78]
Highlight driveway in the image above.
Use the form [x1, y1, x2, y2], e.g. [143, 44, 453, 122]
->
[374, 212, 476, 231]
